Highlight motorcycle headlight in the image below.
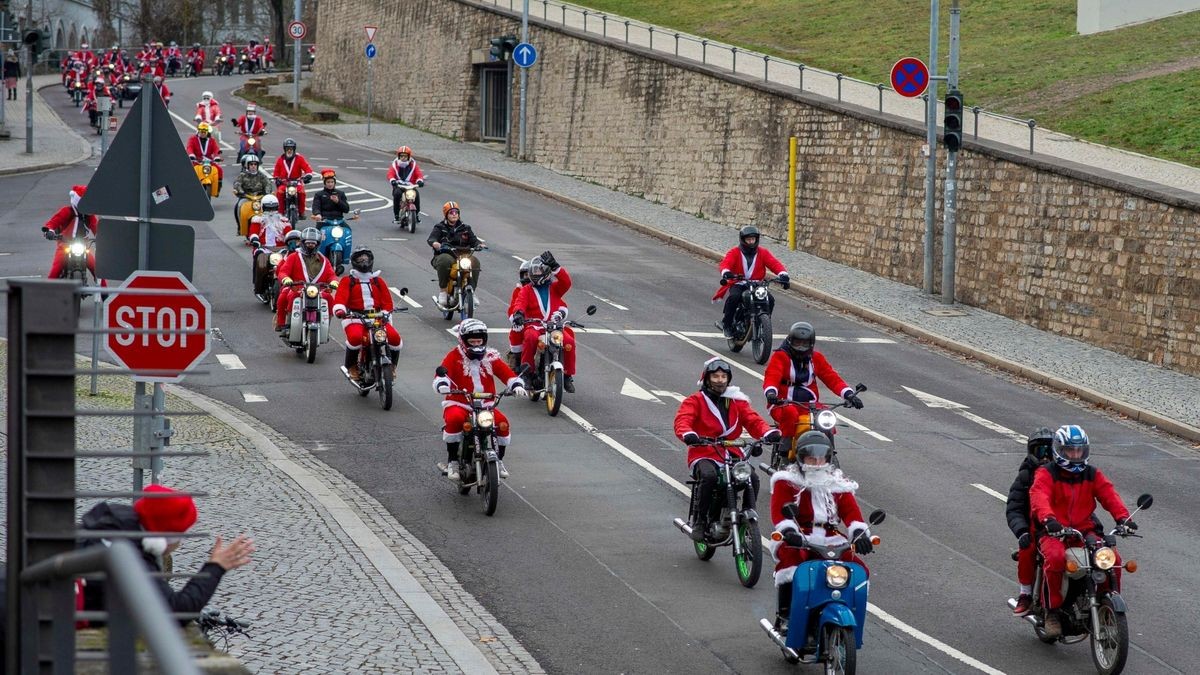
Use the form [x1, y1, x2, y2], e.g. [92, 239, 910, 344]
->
[753, 286, 768, 300]
[825, 565, 849, 589]
[268, 253, 282, 265]
[305, 285, 319, 298]
[330, 226, 344, 238]
[373, 329, 388, 343]
[732, 461, 752, 483]
[287, 186, 297, 195]
[1094, 547, 1117, 570]
[476, 411, 495, 428]
[404, 188, 417, 200]
[69, 242, 87, 256]
[549, 329, 564, 346]
[459, 257, 472, 270]
[816, 409, 838, 430]
[247, 138, 256, 146]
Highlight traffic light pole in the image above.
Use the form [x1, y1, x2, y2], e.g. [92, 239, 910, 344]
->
[941, 0, 961, 305]
[24, 43, 33, 154]
[922, 0, 939, 295]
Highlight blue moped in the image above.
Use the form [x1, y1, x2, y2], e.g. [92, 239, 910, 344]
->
[760, 505, 884, 671]
[313, 209, 360, 275]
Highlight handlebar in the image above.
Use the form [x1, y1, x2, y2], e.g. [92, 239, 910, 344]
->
[770, 383, 867, 410]
[443, 389, 518, 400]
[721, 275, 782, 287]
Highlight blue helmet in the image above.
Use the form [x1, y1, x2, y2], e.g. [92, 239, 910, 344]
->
[1051, 425, 1090, 473]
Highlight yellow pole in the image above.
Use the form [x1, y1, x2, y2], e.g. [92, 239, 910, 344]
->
[788, 136, 797, 250]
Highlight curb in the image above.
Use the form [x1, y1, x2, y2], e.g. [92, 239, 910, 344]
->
[247, 91, 1200, 444]
[0, 81, 95, 177]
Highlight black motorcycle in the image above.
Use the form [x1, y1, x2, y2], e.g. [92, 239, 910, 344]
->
[341, 305, 407, 411]
[436, 386, 515, 516]
[759, 383, 867, 477]
[279, 176, 310, 226]
[517, 305, 596, 417]
[720, 275, 779, 365]
[673, 437, 766, 588]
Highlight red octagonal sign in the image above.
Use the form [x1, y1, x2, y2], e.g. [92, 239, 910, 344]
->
[103, 271, 212, 382]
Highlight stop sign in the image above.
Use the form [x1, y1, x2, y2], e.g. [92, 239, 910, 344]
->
[103, 271, 212, 382]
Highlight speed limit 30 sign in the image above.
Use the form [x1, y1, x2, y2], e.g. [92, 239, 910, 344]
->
[288, 21, 308, 40]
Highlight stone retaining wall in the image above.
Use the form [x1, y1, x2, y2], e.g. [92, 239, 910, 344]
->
[313, 0, 1200, 376]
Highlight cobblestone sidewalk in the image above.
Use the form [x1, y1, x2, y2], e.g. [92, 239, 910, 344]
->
[0, 74, 93, 175]
[0, 345, 544, 675]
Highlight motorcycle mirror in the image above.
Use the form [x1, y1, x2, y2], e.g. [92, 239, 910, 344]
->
[585, 305, 598, 316]
[868, 509, 886, 526]
[854, 383, 868, 393]
[435, 365, 448, 377]
[1135, 494, 1153, 511]
[398, 287, 409, 296]
[782, 503, 799, 521]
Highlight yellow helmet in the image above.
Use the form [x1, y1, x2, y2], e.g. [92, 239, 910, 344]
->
[197, 122, 212, 134]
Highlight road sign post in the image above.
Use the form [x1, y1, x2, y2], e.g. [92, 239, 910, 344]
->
[290, 13, 306, 110]
[365, 42, 376, 135]
[924, 0, 940, 296]
[941, 0, 962, 305]
[519, 0, 530, 159]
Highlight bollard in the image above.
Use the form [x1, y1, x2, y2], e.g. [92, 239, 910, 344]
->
[798, 63, 805, 90]
[675, 33, 680, 56]
[764, 55, 770, 81]
[972, 106, 981, 138]
[625, 20, 629, 42]
[732, 47, 738, 72]
[702, 39, 708, 63]
[583, 10, 588, 31]
[602, 15, 607, 37]
[1027, 119, 1036, 153]
[648, 26, 655, 50]
[837, 73, 844, 101]
[877, 83, 885, 112]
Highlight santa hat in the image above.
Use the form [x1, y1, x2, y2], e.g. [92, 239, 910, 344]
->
[134, 484, 197, 534]
[69, 185, 87, 209]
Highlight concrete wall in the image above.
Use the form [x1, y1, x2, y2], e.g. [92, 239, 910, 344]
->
[1077, 0, 1200, 34]
[313, 0, 1200, 377]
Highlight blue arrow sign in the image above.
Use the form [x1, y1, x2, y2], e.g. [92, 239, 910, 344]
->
[513, 42, 537, 68]
[365, 43, 377, 59]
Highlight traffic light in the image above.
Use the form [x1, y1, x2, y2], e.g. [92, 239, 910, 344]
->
[943, 89, 964, 153]
[489, 35, 518, 62]
[22, 28, 46, 57]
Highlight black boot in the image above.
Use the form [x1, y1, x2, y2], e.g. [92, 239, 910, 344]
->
[775, 582, 792, 635]
[343, 348, 359, 380]
[563, 375, 575, 393]
[690, 517, 708, 543]
[446, 442, 460, 464]
[387, 349, 400, 376]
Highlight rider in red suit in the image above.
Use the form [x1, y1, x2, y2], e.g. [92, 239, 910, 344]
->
[185, 44, 206, 73]
[262, 39, 275, 70]
[505, 258, 531, 369]
[713, 225, 789, 338]
[332, 248, 403, 381]
[233, 103, 267, 145]
[42, 185, 99, 279]
[272, 139, 315, 217]
[511, 251, 578, 392]
[185, 122, 223, 187]
[274, 227, 338, 331]
[763, 322, 863, 442]
[432, 319, 527, 480]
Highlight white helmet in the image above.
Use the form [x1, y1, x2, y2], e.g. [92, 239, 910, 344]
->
[457, 319, 489, 360]
[261, 194, 279, 211]
[240, 154, 260, 167]
[201, 90, 213, 100]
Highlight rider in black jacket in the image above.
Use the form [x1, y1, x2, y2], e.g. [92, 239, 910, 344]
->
[310, 168, 350, 221]
[426, 201, 481, 305]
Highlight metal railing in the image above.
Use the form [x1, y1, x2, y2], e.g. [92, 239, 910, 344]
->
[483, 0, 1045, 154]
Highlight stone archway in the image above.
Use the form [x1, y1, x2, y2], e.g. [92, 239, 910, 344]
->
[81, 28, 89, 48]
[68, 24, 77, 49]
[55, 23, 65, 50]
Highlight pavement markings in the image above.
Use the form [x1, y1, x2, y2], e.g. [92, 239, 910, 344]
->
[0, 252, 12, 256]
[621, 329, 670, 336]
[391, 286, 422, 308]
[379, 237, 408, 241]
[620, 378, 664, 404]
[904, 386, 1026, 444]
[678, 330, 895, 344]
[667, 330, 893, 442]
[217, 354, 246, 370]
[0, 275, 42, 279]
[652, 389, 687, 402]
[584, 290, 629, 311]
[559, 403, 1004, 675]
[971, 483, 1007, 502]
[342, 190, 370, 197]
[241, 391, 268, 402]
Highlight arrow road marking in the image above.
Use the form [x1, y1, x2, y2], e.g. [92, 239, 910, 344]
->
[903, 386, 1027, 444]
[217, 354, 246, 370]
[619, 378, 662, 403]
[651, 389, 686, 402]
[971, 483, 1006, 502]
[241, 391, 268, 402]
[583, 290, 629, 311]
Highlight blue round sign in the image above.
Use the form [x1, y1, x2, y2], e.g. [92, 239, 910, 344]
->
[365, 43, 377, 59]
[513, 42, 537, 68]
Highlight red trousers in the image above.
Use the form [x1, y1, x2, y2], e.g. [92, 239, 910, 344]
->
[442, 406, 510, 444]
[276, 184, 307, 216]
[276, 287, 333, 328]
[520, 325, 576, 375]
[343, 322, 401, 348]
[47, 248, 96, 280]
[1038, 536, 1121, 609]
[769, 404, 809, 439]
[775, 543, 868, 585]
[1016, 543, 1036, 586]
[508, 328, 523, 353]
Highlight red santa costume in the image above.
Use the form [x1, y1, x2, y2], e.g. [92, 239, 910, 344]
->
[43, 186, 99, 279]
[273, 153, 315, 217]
[184, 132, 223, 181]
[274, 249, 338, 328]
[194, 97, 222, 128]
[769, 464, 869, 585]
[506, 284, 525, 356]
[233, 110, 267, 140]
[712, 245, 787, 301]
[673, 381, 774, 469]
[432, 343, 523, 447]
[763, 349, 854, 438]
[513, 266, 576, 375]
[247, 211, 292, 247]
[332, 270, 402, 349]
[386, 156, 426, 185]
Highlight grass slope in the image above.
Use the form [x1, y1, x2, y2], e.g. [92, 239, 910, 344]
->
[579, 0, 1200, 166]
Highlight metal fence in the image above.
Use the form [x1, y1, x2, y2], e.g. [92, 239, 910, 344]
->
[482, 0, 1044, 154]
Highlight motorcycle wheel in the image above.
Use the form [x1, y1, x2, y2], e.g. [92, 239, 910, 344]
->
[481, 459, 499, 516]
[305, 327, 318, 363]
[735, 521, 762, 588]
[822, 624, 856, 675]
[406, 212, 417, 233]
[726, 318, 746, 353]
[545, 368, 563, 417]
[378, 364, 393, 410]
[693, 538, 717, 561]
[461, 287, 475, 320]
[1090, 597, 1128, 675]
[752, 314, 772, 365]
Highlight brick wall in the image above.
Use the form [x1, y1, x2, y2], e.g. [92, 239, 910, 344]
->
[313, 0, 1200, 376]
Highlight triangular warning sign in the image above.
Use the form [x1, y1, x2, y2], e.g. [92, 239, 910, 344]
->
[78, 86, 215, 222]
[365, 25, 378, 42]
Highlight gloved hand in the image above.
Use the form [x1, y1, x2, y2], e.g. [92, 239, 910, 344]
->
[1121, 518, 1138, 532]
[512, 386, 528, 398]
[329, 281, 339, 289]
[750, 443, 764, 457]
[43, 228, 57, 240]
[783, 530, 806, 548]
[551, 310, 565, 323]
[721, 270, 734, 281]
[778, 272, 790, 290]
[334, 309, 346, 319]
[390, 180, 399, 187]
[416, 179, 425, 187]
[303, 174, 313, 184]
[682, 431, 701, 446]
[763, 428, 782, 444]
[281, 277, 293, 286]
[511, 311, 525, 328]
[1017, 532, 1031, 550]
[436, 384, 451, 395]
[539, 250, 559, 270]
[854, 534, 874, 555]
[844, 392, 864, 409]
[766, 392, 780, 406]
[1043, 517, 1063, 535]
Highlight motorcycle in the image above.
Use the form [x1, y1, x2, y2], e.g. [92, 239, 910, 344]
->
[194, 158, 220, 199]
[235, 192, 264, 238]
[517, 305, 597, 417]
[392, 181, 421, 232]
[50, 233, 94, 314]
[435, 387, 515, 517]
[281, 281, 332, 363]
[248, 237, 285, 309]
[759, 383, 867, 477]
[1007, 494, 1152, 675]
[71, 79, 85, 107]
[672, 437, 767, 588]
[238, 133, 266, 162]
[279, 176, 310, 226]
[215, 55, 234, 76]
[183, 55, 203, 78]
[116, 74, 141, 108]
[237, 52, 258, 75]
[340, 304, 408, 411]
[760, 505, 885, 670]
[719, 275, 779, 365]
[165, 56, 181, 78]
[433, 245, 488, 322]
[312, 210, 360, 275]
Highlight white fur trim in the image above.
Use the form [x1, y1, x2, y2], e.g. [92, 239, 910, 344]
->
[848, 522, 869, 540]
[839, 386, 854, 398]
[505, 375, 523, 389]
[770, 465, 859, 494]
[442, 430, 464, 442]
[722, 385, 750, 402]
[764, 385, 779, 397]
[432, 376, 452, 393]
[510, 344, 523, 353]
[774, 566, 797, 586]
[496, 434, 511, 446]
[70, 189, 82, 209]
[142, 537, 167, 556]
[773, 519, 801, 535]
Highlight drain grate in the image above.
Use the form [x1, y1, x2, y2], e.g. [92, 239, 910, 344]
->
[922, 307, 970, 317]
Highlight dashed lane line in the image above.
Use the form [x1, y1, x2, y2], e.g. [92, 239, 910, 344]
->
[241, 391, 268, 402]
[217, 354, 246, 370]
[971, 483, 1007, 502]
[678, 330, 895, 344]
[583, 290, 629, 311]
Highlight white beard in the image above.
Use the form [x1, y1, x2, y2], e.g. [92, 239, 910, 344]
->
[791, 464, 859, 494]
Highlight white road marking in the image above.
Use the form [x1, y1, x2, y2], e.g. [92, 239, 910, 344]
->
[241, 392, 268, 402]
[903, 386, 1027, 444]
[971, 483, 1007, 502]
[310, 157, 329, 160]
[0, 275, 42, 279]
[169, 110, 237, 151]
[651, 389, 687, 402]
[622, 329, 670, 336]
[391, 286, 421, 308]
[363, 159, 388, 163]
[510, 255, 525, 262]
[620, 378, 663, 403]
[583, 290, 629, 311]
[668, 330, 892, 442]
[560, 403, 1004, 675]
[345, 166, 369, 169]
[0, 252, 12, 256]
[217, 354, 246, 370]
[336, 158, 358, 161]
[678, 330, 894, 344]
[342, 190, 369, 197]
[579, 327, 615, 334]
[379, 237, 408, 241]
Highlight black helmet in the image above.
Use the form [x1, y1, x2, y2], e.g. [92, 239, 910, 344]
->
[700, 358, 733, 394]
[738, 225, 760, 252]
[528, 256, 550, 285]
[350, 247, 374, 273]
[783, 321, 816, 359]
[795, 431, 833, 469]
[282, 138, 297, 152]
[1026, 427, 1054, 464]
[458, 319, 489, 360]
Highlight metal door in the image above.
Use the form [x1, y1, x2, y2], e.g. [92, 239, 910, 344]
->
[481, 67, 508, 141]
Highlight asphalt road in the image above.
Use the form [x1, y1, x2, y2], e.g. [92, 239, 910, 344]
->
[3, 75, 1198, 674]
